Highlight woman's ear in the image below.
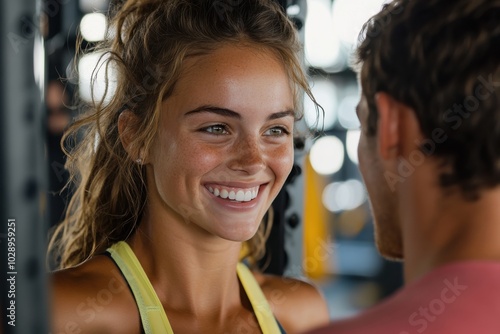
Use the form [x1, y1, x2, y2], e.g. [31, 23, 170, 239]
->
[118, 110, 142, 162]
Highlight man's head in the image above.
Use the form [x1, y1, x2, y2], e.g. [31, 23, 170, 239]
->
[355, 0, 500, 259]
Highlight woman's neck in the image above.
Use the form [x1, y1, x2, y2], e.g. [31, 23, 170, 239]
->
[127, 208, 245, 318]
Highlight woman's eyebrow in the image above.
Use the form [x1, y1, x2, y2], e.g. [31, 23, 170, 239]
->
[184, 105, 295, 120]
[184, 105, 241, 119]
[267, 110, 295, 120]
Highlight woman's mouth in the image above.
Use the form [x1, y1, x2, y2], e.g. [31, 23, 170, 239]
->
[206, 185, 260, 202]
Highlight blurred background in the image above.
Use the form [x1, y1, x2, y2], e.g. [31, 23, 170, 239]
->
[1, 0, 402, 332]
[298, 0, 404, 320]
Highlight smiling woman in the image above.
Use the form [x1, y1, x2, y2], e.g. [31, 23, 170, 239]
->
[141, 45, 296, 245]
[48, 0, 329, 333]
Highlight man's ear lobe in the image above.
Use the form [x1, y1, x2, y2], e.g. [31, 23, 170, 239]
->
[375, 92, 400, 160]
[118, 110, 140, 159]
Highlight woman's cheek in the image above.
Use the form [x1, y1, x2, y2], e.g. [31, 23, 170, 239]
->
[270, 142, 294, 181]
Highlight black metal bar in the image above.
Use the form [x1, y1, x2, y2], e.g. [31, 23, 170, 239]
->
[1, 0, 49, 332]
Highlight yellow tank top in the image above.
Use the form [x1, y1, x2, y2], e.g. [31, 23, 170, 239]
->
[107, 241, 283, 334]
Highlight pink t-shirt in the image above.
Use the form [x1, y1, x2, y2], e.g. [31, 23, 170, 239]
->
[309, 261, 500, 334]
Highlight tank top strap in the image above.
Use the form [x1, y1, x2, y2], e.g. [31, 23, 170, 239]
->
[107, 241, 174, 334]
[236, 263, 283, 334]
[108, 241, 284, 334]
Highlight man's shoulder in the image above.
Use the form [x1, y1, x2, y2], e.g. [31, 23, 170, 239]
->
[309, 261, 500, 334]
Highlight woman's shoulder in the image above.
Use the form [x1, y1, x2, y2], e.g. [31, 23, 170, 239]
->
[50, 255, 141, 334]
[255, 271, 330, 333]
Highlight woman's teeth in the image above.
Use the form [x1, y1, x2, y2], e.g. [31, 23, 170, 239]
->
[208, 185, 259, 202]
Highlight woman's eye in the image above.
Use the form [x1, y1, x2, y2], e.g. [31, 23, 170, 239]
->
[264, 127, 290, 136]
[203, 124, 229, 135]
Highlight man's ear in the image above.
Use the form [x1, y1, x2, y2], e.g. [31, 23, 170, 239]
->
[375, 92, 401, 160]
[118, 110, 142, 161]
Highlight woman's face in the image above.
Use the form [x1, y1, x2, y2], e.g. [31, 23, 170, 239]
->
[146, 44, 295, 242]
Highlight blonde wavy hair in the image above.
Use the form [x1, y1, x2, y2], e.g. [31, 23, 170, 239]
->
[49, 0, 319, 269]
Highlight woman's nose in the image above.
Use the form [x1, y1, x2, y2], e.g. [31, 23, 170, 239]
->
[227, 135, 266, 175]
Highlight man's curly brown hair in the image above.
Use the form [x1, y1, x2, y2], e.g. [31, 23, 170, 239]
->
[356, 0, 500, 198]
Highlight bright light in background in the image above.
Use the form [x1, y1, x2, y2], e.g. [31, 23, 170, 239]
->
[338, 95, 360, 129]
[33, 35, 45, 100]
[310, 136, 344, 175]
[322, 179, 366, 212]
[287, 4, 301, 16]
[346, 130, 361, 165]
[332, 0, 389, 48]
[304, 78, 337, 130]
[305, 0, 388, 72]
[305, 0, 342, 70]
[78, 52, 116, 103]
[80, 13, 108, 42]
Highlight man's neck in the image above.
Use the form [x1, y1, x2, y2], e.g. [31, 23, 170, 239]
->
[402, 186, 500, 283]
